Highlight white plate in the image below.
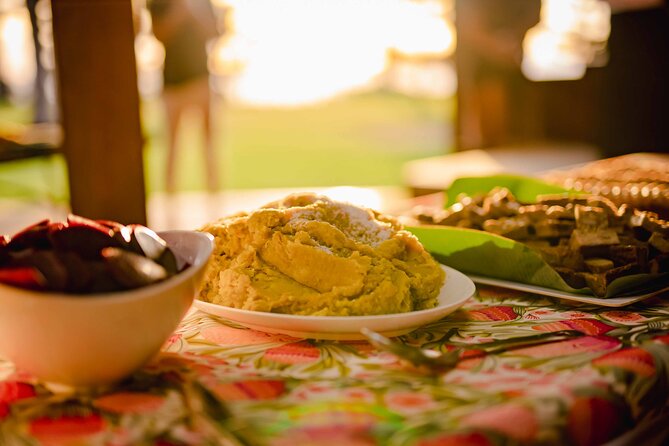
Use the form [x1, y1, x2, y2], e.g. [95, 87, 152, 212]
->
[193, 265, 475, 340]
[469, 275, 669, 307]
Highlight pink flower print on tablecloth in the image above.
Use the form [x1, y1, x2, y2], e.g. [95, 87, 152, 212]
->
[523, 309, 592, 321]
[599, 311, 647, 325]
[292, 382, 340, 402]
[476, 286, 527, 300]
[592, 347, 656, 377]
[167, 356, 219, 378]
[531, 318, 614, 335]
[200, 324, 298, 346]
[0, 381, 35, 418]
[144, 352, 229, 381]
[272, 404, 385, 446]
[264, 341, 321, 364]
[29, 414, 106, 446]
[567, 396, 628, 446]
[462, 306, 518, 322]
[3, 369, 35, 382]
[455, 356, 486, 370]
[342, 388, 376, 404]
[93, 392, 166, 414]
[461, 403, 539, 442]
[416, 431, 493, 446]
[384, 391, 437, 415]
[271, 424, 376, 446]
[653, 333, 669, 344]
[507, 336, 620, 358]
[444, 365, 611, 400]
[162, 332, 183, 351]
[291, 382, 376, 404]
[340, 340, 377, 355]
[212, 379, 286, 401]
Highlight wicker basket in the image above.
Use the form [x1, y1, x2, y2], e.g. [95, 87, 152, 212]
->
[543, 153, 669, 218]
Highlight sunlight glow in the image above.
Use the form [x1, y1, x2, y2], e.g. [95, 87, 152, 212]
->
[135, 8, 165, 98]
[0, 7, 36, 100]
[522, 0, 610, 81]
[210, 0, 455, 106]
[522, 27, 587, 81]
[323, 186, 383, 210]
[0, 0, 456, 107]
[392, 0, 456, 58]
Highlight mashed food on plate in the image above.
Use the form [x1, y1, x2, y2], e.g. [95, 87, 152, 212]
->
[198, 193, 445, 316]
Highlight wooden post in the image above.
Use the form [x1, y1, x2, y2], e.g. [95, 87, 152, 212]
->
[51, 0, 147, 224]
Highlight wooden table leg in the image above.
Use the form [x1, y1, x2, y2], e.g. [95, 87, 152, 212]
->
[51, 0, 147, 224]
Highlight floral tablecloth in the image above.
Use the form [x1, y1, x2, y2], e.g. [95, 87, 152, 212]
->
[1, 286, 669, 446]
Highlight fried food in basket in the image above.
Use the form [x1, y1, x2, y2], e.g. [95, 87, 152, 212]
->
[413, 188, 669, 296]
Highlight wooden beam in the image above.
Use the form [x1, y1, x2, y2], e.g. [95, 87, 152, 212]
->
[51, 0, 146, 224]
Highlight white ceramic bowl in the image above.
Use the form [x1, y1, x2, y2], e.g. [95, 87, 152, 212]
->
[0, 230, 213, 387]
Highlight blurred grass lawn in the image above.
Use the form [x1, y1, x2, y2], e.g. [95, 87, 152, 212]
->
[0, 91, 453, 201]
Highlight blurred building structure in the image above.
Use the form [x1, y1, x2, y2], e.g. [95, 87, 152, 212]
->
[455, 0, 542, 150]
[455, 0, 669, 156]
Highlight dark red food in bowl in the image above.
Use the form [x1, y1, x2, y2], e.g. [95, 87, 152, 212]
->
[0, 215, 188, 294]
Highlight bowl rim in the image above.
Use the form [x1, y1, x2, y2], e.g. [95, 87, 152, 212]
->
[0, 230, 213, 303]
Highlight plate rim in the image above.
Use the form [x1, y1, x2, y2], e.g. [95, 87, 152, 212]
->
[193, 264, 475, 325]
[469, 274, 669, 307]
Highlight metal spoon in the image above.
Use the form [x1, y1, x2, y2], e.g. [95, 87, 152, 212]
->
[361, 327, 462, 372]
[361, 328, 584, 373]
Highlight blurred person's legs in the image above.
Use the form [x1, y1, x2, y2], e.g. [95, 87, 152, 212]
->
[163, 86, 182, 195]
[199, 81, 219, 193]
[455, 0, 541, 150]
[162, 76, 219, 194]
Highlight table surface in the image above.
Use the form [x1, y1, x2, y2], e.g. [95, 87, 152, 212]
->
[1, 187, 669, 445]
[1, 283, 668, 445]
